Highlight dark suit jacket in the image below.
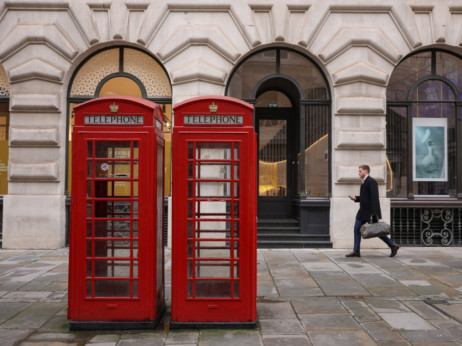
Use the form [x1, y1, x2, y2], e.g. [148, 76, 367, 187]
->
[355, 176, 382, 221]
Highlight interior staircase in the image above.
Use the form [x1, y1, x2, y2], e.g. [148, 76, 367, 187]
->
[257, 218, 332, 248]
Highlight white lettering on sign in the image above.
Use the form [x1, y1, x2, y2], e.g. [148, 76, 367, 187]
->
[184, 115, 244, 125]
[84, 115, 144, 125]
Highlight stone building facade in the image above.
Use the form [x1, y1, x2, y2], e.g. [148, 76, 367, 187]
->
[0, 0, 461, 249]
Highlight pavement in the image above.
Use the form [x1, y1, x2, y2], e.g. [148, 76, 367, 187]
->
[1, 247, 462, 346]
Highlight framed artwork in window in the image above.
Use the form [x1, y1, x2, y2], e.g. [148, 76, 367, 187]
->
[412, 117, 447, 182]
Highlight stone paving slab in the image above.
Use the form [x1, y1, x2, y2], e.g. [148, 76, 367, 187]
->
[0, 247, 461, 345]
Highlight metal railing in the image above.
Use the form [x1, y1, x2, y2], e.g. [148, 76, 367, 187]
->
[391, 207, 462, 246]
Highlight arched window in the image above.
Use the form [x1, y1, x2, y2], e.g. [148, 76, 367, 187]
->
[67, 47, 172, 195]
[386, 50, 462, 199]
[226, 47, 330, 230]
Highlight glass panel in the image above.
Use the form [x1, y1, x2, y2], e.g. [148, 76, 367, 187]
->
[93, 240, 131, 258]
[86, 181, 92, 197]
[94, 280, 131, 297]
[187, 280, 193, 298]
[99, 76, 143, 98]
[95, 141, 132, 159]
[0, 64, 10, 96]
[259, 119, 287, 196]
[227, 50, 277, 99]
[413, 80, 455, 101]
[280, 50, 328, 99]
[387, 52, 432, 101]
[436, 52, 462, 95]
[386, 107, 408, 198]
[256, 91, 292, 107]
[194, 182, 237, 198]
[411, 103, 456, 196]
[194, 163, 232, 179]
[194, 241, 238, 259]
[94, 220, 131, 237]
[234, 281, 239, 298]
[86, 220, 93, 237]
[195, 280, 232, 298]
[195, 261, 238, 278]
[87, 141, 93, 158]
[133, 280, 138, 297]
[93, 260, 131, 277]
[124, 48, 172, 97]
[189, 201, 233, 219]
[303, 105, 329, 197]
[193, 221, 235, 239]
[195, 142, 232, 159]
[70, 48, 119, 97]
[86, 280, 92, 297]
[87, 161, 93, 178]
[94, 200, 133, 218]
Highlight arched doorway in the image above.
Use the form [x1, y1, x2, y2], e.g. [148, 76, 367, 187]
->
[227, 48, 332, 247]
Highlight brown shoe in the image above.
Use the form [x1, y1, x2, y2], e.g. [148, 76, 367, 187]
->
[345, 251, 361, 257]
[390, 245, 400, 257]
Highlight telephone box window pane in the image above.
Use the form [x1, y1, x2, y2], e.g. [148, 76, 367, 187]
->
[194, 221, 233, 239]
[87, 142, 93, 158]
[94, 141, 130, 159]
[133, 142, 139, 159]
[133, 221, 138, 238]
[113, 181, 131, 197]
[86, 261, 92, 276]
[234, 222, 239, 238]
[133, 261, 138, 277]
[195, 261, 237, 278]
[187, 241, 193, 258]
[188, 182, 194, 198]
[187, 261, 193, 278]
[234, 202, 239, 217]
[188, 222, 193, 238]
[195, 182, 234, 198]
[188, 142, 194, 159]
[195, 142, 231, 159]
[234, 281, 239, 298]
[93, 260, 131, 277]
[93, 240, 131, 258]
[87, 181, 92, 197]
[86, 280, 92, 297]
[93, 200, 132, 218]
[194, 201, 232, 219]
[188, 162, 193, 179]
[187, 280, 193, 297]
[133, 162, 139, 178]
[195, 163, 231, 179]
[133, 280, 138, 297]
[234, 164, 239, 178]
[195, 280, 232, 298]
[94, 280, 130, 297]
[86, 240, 92, 257]
[133, 241, 138, 257]
[87, 161, 93, 178]
[87, 221, 93, 237]
[194, 241, 238, 258]
[87, 201, 92, 217]
[234, 144, 239, 159]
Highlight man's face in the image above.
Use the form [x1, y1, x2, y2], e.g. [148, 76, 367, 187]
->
[358, 168, 367, 179]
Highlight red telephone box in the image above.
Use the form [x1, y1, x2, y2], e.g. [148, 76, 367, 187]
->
[68, 96, 165, 330]
[171, 96, 257, 328]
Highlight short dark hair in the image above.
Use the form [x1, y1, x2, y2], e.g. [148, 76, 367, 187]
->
[359, 165, 370, 173]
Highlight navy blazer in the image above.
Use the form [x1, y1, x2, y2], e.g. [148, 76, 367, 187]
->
[355, 176, 382, 221]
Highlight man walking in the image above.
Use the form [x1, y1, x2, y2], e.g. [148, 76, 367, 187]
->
[346, 165, 400, 258]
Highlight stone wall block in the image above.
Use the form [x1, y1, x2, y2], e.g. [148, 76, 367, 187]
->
[0, 24, 78, 61]
[333, 62, 389, 85]
[336, 96, 385, 114]
[336, 164, 386, 184]
[10, 127, 59, 146]
[158, 27, 240, 63]
[336, 129, 385, 149]
[9, 58, 64, 83]
[9, 161, 59, 181]
[319, 27, 402, 64]
[11, 94, 60, 112]
[171, 60, 226, 84]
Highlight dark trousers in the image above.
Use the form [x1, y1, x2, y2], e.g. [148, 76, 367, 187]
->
[353, 219, 395, 252]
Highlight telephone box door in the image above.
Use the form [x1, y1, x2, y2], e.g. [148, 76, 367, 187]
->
[172, 132, 256, 324]
[71, 133, 154, 322]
